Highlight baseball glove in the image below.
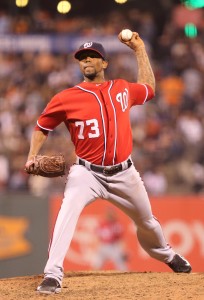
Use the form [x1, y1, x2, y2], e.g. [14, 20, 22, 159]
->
[25, 155, 66, 178]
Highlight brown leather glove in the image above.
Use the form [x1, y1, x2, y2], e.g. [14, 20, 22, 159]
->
[25, 155, 66, 177]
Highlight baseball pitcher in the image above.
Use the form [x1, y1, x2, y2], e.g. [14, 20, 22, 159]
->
[25, 30, 192, 294]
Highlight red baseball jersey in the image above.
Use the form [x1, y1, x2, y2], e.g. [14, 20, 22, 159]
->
[36, 79, 154, 165]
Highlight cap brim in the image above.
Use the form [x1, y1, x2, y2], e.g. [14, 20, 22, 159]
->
[74, 48, 105, 60]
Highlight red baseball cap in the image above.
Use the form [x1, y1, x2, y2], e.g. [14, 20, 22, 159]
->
[74, 42, 107, 60]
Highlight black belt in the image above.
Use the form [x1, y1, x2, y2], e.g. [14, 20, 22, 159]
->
[78, 158, 132, 176]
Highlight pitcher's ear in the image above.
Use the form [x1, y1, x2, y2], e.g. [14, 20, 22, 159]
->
[103, 60, 108, 69]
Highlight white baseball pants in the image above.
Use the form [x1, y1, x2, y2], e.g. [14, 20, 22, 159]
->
[44, 163, 175, 284]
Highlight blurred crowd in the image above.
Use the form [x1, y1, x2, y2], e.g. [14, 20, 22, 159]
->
[0, 3, 204, 196]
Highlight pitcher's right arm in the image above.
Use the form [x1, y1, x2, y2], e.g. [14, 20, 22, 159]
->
[25, 130, 48, 172]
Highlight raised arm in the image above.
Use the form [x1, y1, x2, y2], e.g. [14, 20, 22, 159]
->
[118, 31, 155, 92]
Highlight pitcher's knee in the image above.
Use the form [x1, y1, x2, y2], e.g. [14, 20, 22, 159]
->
[137, 216, 159, 231]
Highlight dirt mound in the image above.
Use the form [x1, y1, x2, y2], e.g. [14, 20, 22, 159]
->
[0, 271, 203, 300]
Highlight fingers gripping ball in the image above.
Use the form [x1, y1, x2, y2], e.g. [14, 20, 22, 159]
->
[26, 155, 66, 177]
[121, 29, 133, 41]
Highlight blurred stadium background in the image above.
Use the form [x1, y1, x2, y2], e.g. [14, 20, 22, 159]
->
[0, 0, 204, 278]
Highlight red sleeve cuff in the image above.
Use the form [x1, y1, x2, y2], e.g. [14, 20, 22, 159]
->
[34, 124, 49, 136]
[145, 84, 155, 101]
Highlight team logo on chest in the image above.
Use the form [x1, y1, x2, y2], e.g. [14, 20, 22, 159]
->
[116, 88, 129, 112]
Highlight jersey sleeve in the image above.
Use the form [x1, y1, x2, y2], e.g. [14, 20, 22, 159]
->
[34, 124, 49, 135]
[37, 94, 66, 131]
[128, 83, 155, 106]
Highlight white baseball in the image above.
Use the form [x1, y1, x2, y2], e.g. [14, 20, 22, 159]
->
[121, 29, 133, 41]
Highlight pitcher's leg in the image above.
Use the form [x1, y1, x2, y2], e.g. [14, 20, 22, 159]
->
[106, 166, 175, 263]
[43, 165, 106, 284]
[136, 216, 175, 262]
[44, 192, 86, 283]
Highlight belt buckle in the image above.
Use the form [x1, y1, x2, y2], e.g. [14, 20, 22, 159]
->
[103, 165, 120, 176]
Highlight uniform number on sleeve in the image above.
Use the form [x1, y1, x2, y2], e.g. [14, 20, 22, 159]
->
[75, 119, 100, 139]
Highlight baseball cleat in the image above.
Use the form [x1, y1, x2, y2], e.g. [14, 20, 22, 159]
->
[37, 277, 61, 294]
[167, 254, 192, 273]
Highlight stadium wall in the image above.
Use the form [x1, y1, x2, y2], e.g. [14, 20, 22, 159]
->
[0, 193, 203, 278]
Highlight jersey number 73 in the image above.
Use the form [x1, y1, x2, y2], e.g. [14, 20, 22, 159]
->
[75, 119, 100, 139]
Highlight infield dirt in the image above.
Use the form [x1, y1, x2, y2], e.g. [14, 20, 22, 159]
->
[0, 271, 203, 300]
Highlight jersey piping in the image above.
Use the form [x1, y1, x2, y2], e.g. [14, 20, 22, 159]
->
[76, 85, 107, 166]
[108, 80, 117, 165]
[37, 120, 53, 131]
[140, 84, 148, 103]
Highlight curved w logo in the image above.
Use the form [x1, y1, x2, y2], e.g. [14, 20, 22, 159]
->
[116, 88, 129, 112]
[84, 42, 93, 48]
